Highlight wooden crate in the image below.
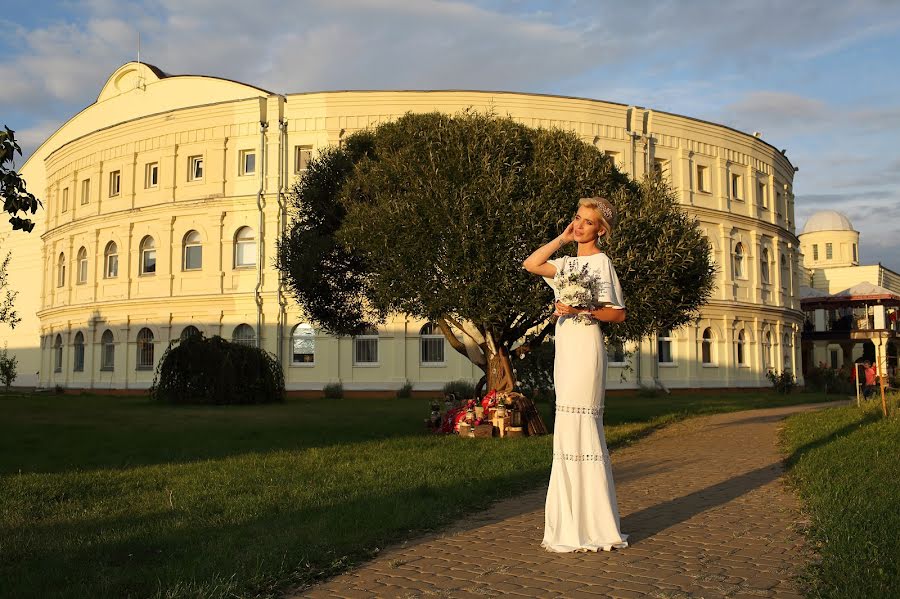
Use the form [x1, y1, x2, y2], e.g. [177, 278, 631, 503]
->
[472, 423, 493, 438]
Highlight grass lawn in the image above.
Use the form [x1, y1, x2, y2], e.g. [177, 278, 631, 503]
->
[1, 389, 833, 599]
[781, 399, 900, 599]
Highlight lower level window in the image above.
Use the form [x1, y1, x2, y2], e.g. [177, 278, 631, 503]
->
[657, 330, 674, 364]
[354, 328, 379, 365]
[136, 328, 154, 370]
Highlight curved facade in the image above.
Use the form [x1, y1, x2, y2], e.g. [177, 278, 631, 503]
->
[13, 62, 801, 391]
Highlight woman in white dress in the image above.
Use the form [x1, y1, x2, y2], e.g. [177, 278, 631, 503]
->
[522, 196, 629, 552]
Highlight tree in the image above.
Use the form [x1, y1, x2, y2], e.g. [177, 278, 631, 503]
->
[277, 111, 715, 393]
[0, 344, 17, 391]
[1, 127, 41, 233]
[0, 252, 19, 328]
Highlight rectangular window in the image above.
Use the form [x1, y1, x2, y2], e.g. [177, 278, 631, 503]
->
[657, 331, 674, 364]
[758, 181, 767, 207]
[853, 243, 858, 262]
[80, 178, 91, 205]
[731, 173, 742, 200]
[106, 253, 118, 279]
[830, 349, 839, 370]
[188, 156, 203, 181]
[74, 343, 85, 372]
[696, 165, 708, 192]
[101, 342, 115, 371]
[354, 336, 379, 365]
[608, 341, 626, 364]
[77, 257, 87, 285]
[421, 337, 445, 364]
[813, 244, 819, 261]
[145, 162, 159, 188]
[826, 243, 833, 260]
[292, 326, 315, 364]
[294, 145, 313, 175]
[652, 159, 669, 181]
[61, 188, 69, 213]
[239, 150, 256, 176]
[776, 191, 783, 217]
[109, 171, 121, 197]
[183, 246, 202, 271]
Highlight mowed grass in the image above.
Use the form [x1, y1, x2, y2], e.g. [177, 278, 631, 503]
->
[781, 399, 900, 598]
[1, 390, 833, 599]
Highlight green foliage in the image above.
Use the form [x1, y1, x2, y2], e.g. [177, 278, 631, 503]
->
[515, 338, 555, 399]
[397, 380, 413, 398]
[766, 369, 796, 394]
[323, 381, 344, 398]
[277, 111, 715, 372]
[804, 363, 855, 395]
[0, 345, 17, 390]
[442, 379, 476, 400]
[1, 126, 41, 233]
[0, 252, 19, 328]
[150, 334, 284, 405]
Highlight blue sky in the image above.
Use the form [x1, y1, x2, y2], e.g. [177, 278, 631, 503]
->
[3, 0, 900, 270]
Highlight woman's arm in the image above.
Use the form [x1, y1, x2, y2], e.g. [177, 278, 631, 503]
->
[522, 222, 575, 277]
[587, 306, 626, 323]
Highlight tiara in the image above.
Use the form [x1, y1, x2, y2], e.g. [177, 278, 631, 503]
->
[597, 202, 613, 222]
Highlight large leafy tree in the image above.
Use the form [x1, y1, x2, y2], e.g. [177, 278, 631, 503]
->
[278, 111, 715, 392]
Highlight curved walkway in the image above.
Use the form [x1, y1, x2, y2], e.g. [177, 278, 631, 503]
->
[295, 402, 840, 599]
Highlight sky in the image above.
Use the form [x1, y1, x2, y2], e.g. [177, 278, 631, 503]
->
[2, 0, 900, 270]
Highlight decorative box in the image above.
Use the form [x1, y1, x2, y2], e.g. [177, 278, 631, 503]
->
[472, 423, 493, 438]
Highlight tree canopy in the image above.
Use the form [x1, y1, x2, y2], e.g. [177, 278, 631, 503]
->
[1, 127, 40, 233]
[277, 111, 715, 390]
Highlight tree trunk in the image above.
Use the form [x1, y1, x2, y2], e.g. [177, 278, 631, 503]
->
[487, 347, 515, 393]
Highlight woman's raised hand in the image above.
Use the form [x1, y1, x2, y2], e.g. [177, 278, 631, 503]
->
[560, 220, 576, 243]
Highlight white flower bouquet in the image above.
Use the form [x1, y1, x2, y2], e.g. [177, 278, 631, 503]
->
[554, 263, 602, 323]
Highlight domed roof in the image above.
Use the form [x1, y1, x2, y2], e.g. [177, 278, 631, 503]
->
[800, 210, 856, 234]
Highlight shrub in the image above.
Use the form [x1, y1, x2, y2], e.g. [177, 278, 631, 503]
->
[766, 369, 796, 394]
[150, 334, 284, 405]
[442, 379, 475, 400]
[804, 363, 855, 395]
[0, 345, 17, 391]
[323, 381, 344, 399]
[397, 380, 413, 398]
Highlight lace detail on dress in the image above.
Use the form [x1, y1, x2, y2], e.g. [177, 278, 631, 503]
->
[553, 452, 609, 463]
[556, 404, 603, 416]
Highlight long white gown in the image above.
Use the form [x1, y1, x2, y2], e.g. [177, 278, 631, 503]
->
[541, 253, 629, 552]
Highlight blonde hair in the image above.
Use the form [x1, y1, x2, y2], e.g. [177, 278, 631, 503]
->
[577, 196, 616, 241]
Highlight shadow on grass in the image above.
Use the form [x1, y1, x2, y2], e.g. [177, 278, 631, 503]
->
[781, 409, 881, 469]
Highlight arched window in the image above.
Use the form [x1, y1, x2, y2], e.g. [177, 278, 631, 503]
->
[100, 329, 115, 371]
[104, 241, 118, 278]
[139, 236, 156, 275]
[136, 328, 154, 369]
[76, 247, 88, 285]
[780, 254, 788, 289]
[763, 330, 773, 369]
[182, 230, 202, 271]
[420, 322, 445, 365]
[53, 334, 63, 372]
[737, 329, 746, 366]
[733, 243, 744, 280]
[760, 248, 770, 284]
[180, 325, 201, 341]
[232, 323, 255, 347]
[57, 253, 66, 288]
[701, 328, 713, 365]
[73, 331, 85, 372]
[234, 226, 256, 268]
[354, 326, 379, 365]
[657, 329, 674, 364]
[291, 324, 315, 364]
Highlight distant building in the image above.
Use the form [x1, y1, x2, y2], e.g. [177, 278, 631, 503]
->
[799, 210, 900, 378]
[7, 62, 801, 392]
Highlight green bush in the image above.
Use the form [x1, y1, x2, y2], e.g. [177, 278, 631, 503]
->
[766, 369, 796, 394]
[323, 381, 344, 399]
[397, 380, 413, 398]
[804, 363, 855, 395]
[0, 345, 17, 391]
[442, 379, 475, 400]
[150, 334, 284, 405]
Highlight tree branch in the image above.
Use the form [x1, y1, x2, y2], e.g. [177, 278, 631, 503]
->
[512, 318, 556, 358]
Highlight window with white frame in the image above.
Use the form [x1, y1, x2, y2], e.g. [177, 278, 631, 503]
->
[291, 324, 315, 364]
[61, 187, 69, 212]
[760, 248, 770, 284]
[696, 165, 709, 192]
[76, 247, 88, 284]
[188, 155, 203, 181]
[826, 242, 833, 260]
[54, 334, 63, 372]
[420, 322, 445, 365]
[57, 252, 66, 287]
[737, 329, 746, 366]
[812, 244, 819, 261]
[701, 328, 714, 364]
[136, 327, 154, 370]
[73, 331, 85, 372]
[80, 178, 91, 205]
[139, 236, 156, 275]
[109, 171, 121, 197]
[731, 173, 742, 200]
[239, 150, 256, 176]
[234, 226, 256, 267]
[104, 241, 118, 278]
[733, 242, 745, 279]
[657, 329, 674, 364]
[180, 325, 201, 341]
[608, 339, 626, 364]
[100, 329, 115, 371]
[182, 230, 202, 271]
[294, 145, 313, 175]
[145, 162, 159, 188]
[354, 326, 379, 365]
[232, 323, 256, 347]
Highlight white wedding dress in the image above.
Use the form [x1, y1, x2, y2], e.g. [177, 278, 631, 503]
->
[541, 253, 629, 552]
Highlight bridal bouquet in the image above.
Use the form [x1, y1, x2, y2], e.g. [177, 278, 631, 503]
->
[555, 263, 602, 324]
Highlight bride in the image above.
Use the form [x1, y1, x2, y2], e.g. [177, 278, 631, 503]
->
[522, 196, 629, 552]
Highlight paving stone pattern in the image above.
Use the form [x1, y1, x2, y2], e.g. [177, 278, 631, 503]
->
[293, 403, 839, 599]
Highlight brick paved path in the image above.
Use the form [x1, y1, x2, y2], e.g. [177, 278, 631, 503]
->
[295, 402, 840, 599]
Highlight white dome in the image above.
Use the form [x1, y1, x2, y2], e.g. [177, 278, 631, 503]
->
[800, 210, 856, 234]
